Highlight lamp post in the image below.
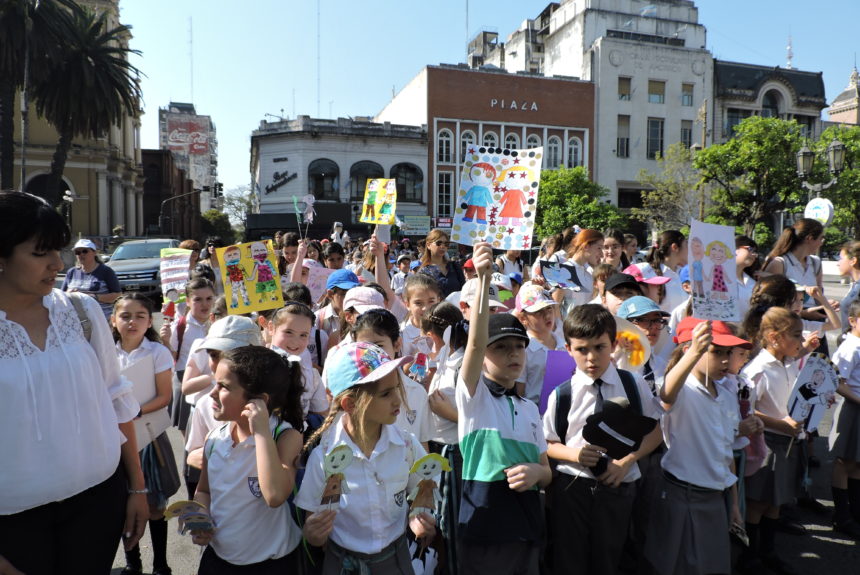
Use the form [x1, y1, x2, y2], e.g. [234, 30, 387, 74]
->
[796, 137, 845, 196]
[159, 188, 204, 236]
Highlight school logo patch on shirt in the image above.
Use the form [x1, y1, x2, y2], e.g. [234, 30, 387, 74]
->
[406, 409, 417, 425]
[248, 476, 262, 498]
[394, 488, 406, 507]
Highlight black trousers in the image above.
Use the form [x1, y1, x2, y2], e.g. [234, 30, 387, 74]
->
[458, 539, 539, 575]
[199, 545, 298, 575]
[0, 463, 127, 575]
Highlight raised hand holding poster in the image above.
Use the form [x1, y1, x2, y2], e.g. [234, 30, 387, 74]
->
[688, 219, 739, 321]
[787, 352, 838, 433]
[360, 178, 397, 225]
[216, 240, 284, 315]
[451, 146, 542, 250]
[160, 248, 192, 305]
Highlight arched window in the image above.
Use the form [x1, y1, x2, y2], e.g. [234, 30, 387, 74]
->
[308, 158, 339, 201]
[762, 90, 782, 119]
[567, 137, 583, 168]
[482, 131, 498, 148]
[460, 130, 476, 161]
[390, 163, 424, 203]
[547, 136, 561, 168]
[526, 134, 541, 149]
[24, 173, 71, 207]
[504, 133, 520, 150]
[350, 160, 384, 200]
[437, 129, 453, 163]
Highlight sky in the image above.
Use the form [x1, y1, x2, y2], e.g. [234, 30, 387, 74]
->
[120, 0, 860, 194]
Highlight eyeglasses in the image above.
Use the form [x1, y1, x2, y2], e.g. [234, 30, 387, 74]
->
[74, 249, 91, 255]
[739, 246, 758, 254]
[630, 317, 668, 329]
[434, 241, 450, 247]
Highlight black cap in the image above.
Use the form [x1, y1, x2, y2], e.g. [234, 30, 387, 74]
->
[604, 272, 643, 295]
[487, 314, 530, 346]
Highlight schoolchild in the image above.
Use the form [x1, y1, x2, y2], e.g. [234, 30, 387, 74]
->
[456, 241, 551, 575]
[323, 241, 347, 270]
[391, 255, 412, 297]
[337, 286, 386, 347]
[420, 301, 464, 389]
[316, 268, 360, 347]
[667, 266, 693, 335]
[191, 346, 305, 573]
[636, 230, 688, 313]
[645, 318, 751, 575]
[837, 241, 860, 332]
[112, 294, 180, 575]
[544, 304, 661, 575]
[600, 272, 644, 315]
[400, 274, 442, 358]
[456, 277, 507, 320]
[616, 296, 671, 390]
[283, 281, 330, 370]
[296, 342, 436, 574]
[514, 282, 564, 404]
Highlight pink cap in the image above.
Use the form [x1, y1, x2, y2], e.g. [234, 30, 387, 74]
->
[623, 264, 671, 285]
[343, 286, 385, 314]
[515, 283, 557, 313]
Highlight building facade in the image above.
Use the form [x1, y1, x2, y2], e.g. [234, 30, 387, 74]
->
[827, 67, 860, 126]
[158, 102, 219, 212]
[141, 149, 200, 240]
[247, 116, 428, 240]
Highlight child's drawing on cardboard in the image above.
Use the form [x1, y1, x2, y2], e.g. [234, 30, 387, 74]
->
[539, 260, 582, 290]
[216, 241, 284, 315]
[360, 179, 397, 225]
[787, 353, 839, 433]
[321, 444, 353, 510]
[688, 219, 740, 321]
[408, 454, 449, 519]
[164, 500, 216, 535]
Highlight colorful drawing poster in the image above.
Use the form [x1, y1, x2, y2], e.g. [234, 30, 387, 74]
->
[216, 240, 284, 315]
[787, 353, 839, 433]
[539, 350, 576, 415]
[688, 219, 739, 321]
[160, 248, 192, 304]
[360, 179, 397, 225]
[451, 146, 543, 250]
[307, 266, 336, 305]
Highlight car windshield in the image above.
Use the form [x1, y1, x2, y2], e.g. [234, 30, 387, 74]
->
[110, 243, 171, 261]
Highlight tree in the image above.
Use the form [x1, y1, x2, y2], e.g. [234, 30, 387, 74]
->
[693, 116, 804, 236]
[818, 124, 860, 240]
[222, 186, 254, 227]
[632, 142, 702, 231]
[32, 6, 141, 203]
[534, 166, 626, 239]
[201, 209, 236, 243]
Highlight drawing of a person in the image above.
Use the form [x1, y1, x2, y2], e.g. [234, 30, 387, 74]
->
[498, 184, 526, 226]
[249, 242, 279, 303]
[362, 179, 379, 221]
[703, 240, 732, 301]
[320, 445, 353, 509]
[223, 245, 251, 308]
[461, 162, 496, 224]
[689, 236, 706, 297]
[789, 369, 836, 430]
[407, 453, 449, 519]
[378, 180, 396, 222]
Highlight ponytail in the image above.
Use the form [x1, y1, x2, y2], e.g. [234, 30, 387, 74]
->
[646, 230, 685, 272]
[765, 218, 824, 265]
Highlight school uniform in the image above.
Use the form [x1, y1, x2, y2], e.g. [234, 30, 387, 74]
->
[522, 334, 565, 405]
[543, 364, 659, 575]
[169, 313, 209, 430]
[645, 373, 738, 575]
[391, 271, 408, 297]
[830, 333, 860, 460]
[397, 371, 433, 445]
[456, 373, 547, 575]
[316, 304, 340, 341]
[307, 325, 330, 369]
[400, 319, 432, 359]
[295, 419, 426, 574]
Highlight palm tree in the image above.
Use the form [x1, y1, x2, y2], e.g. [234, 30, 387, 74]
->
[32, 5, 141, 201]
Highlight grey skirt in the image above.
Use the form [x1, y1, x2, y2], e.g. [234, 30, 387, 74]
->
[744, 431, 802, 507]
[323, 534, 414, 575]
[829, 399, 860, 461]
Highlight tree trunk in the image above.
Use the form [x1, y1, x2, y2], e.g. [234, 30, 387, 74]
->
[0, 78, 15, 191]
[45, 126, 71, 206]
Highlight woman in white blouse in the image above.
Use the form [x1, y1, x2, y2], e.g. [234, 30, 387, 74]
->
[0, 192, 148, 574]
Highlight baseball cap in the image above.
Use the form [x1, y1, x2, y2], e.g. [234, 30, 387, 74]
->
[73, 238, 98, 251]
[463, 258, 475, 270]
[488, 314, 530, 346]
[326, 342, 412, 397]
[343, 286, 385, 314]
[623, 264, 671, 285]
[674, 317, 752, 349]
[604, 272, 642, 294]
[515, 283, 557, 313]
[509, 272, 523, 286]
[201, 316, 263, 351]
[616, 296, 670, 320]
[491, 272, 513, 292]
[396, 254, 411, 264]
[410, 260, 421, 270]
[678, 265, 690, 284]
[326, 268, 360, 291]
[460, 278, 506, 309]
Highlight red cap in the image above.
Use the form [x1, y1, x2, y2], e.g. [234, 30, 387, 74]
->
[674, 317, 752, 349]
[463, 258, 475, 269]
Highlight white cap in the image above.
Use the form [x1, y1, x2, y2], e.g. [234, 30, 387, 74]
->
[73, 239, 98, 251]
[459, 278, 506, 309]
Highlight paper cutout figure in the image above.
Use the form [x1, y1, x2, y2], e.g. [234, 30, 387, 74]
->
[787, 353, 839, 433]
[223, 245, 251, 309]
[321, 444, 353, 509]
[408, 453, 450, 519]
[689, 219, 739, 321]
[216, 241, 284, 315]
[451, 146, 543, 250]
[540, 260, 582, 290]
[331, 222, 350, 245]
[360, 179, 397, 225]
[249, 242, 280, 303]
[160, 248, 192, 305]
[301, 194, 317, 224]
[612, 317, 652, 371]
[410, 353, 428, 381]
[164, 500, 215, 534]
[306, 266, 336, 305]
[582, 396, 658, 477]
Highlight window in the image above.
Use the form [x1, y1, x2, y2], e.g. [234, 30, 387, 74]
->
[725, 108, 752, 137]
[616, 115, 630, 158]
[461, 130, 476, 161]
[795, 115, 816, 138]
[762, 90, 782, 119]
[567, 137, 582, 168]
[390, 163, 423, 203]
[547, 136, 561, 168]
[648, 80, 665, 104]
[308, 158, 339, 201]
[504, 133, 520, 150]
[647, 118, 664, 159]
[437, 129, 453, 163]
[618, 188, 644, 209]
[618, 76, 632, 101]
[680, 120, 693, 149]
[526, 134, 541, 149]
[437, 171, 453, 217]
[681, 83, 694, 107]
[482, 131, 498, 148]
[349, 161, 384, 200]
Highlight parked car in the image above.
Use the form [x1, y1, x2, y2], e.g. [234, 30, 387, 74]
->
[105, 238, 180, 300]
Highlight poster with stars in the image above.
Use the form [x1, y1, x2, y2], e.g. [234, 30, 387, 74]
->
[451, 146, 543, 250]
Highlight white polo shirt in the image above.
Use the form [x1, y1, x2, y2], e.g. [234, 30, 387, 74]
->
[427, 346, 462, 445]
[400, 320, 431, 359]
[169, 313, 209, 371]
[523, 334, 565, 404]
[742, 349, 800, 436]
[542, 364, 659, 482]
[185, 394, 218, 454]
[398, 371, 433, 444]
[660, 374, 739, 490]
[295, 420, 425, 554]
[832, 333, 860, 394]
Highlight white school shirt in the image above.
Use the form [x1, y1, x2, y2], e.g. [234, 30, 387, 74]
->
[115, 337, 174, 374]
[397, 371, 433, 443]
[742, 349, 800, 436]
[186, 393, 218, 454]
[660, 373, 740, 490]
[271, 345, 329, 417]
[0, 290, 139, 514]
[391, 271, 408, 297]
[295, 419, 426, 554]
[183, 337, 213, 406]
[832, 333, 860, 395]
[306, 326, 330, 368]
[169, 313, 209, 371]
[668, 297, 691, 335]
[523, 333, 565, 404]
[400, 319, 432, 359]
[316, 304, 340, 341]
[205, 417, 301, 564]
[542, 364, 659, 482]
[737, 272, 756, 319]
[428, 346, 463, 445]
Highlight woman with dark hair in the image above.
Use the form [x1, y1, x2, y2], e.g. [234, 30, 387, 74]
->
[735, 235, 759, 318]
[418, 228, 465, 297]
[638, 230, 688, 313]
[0, 192, 147, 574]
[198, 236, 225, 295]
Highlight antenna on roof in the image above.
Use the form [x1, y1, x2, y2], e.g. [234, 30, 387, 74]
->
[786, 33, 793, 69]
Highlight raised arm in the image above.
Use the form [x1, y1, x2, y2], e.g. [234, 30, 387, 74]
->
[460, 242, 492, 397]
[660, 321, 711, 406]
[370, 234, 395, 303]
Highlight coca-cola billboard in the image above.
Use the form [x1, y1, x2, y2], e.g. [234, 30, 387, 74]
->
[166, 115, 209, 156]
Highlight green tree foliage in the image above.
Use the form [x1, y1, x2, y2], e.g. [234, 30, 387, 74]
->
[693, 116, 804, 236]
[535, 166, 626, 239]
[201, 209, 236, 243]
[818, 124, 860, 240]
[632, 142, 702, 231]
[222, 186, 254, 228]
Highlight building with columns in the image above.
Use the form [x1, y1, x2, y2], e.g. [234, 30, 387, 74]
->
[828, 68, 860, 126]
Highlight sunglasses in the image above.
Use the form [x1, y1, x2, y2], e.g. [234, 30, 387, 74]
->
[74, 249, 91, 255]
[434, 241, 450, 247]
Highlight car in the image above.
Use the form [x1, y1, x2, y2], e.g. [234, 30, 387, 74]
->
[105, 238, 180, 300]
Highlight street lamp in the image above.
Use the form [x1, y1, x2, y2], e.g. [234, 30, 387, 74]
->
[159, 188, 204, 236]
[796, 137, 845, 196]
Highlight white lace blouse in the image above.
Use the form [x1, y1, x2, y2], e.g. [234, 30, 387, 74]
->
[0, 289, 139, 515]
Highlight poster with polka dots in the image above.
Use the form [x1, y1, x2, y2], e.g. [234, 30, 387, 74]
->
[451, 146, 543, 250]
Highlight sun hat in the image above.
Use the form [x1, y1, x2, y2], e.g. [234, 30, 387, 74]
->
[616, 296, 670, 320]
[201, 316, 263, 351]
[326, 268, 360, 291]
[623, 264, 671, 285]
[674, 317, 752, 349]
[487, 314, 530, 346]
[410, 260, 421, 270]
[515, 283, 557, 313]
[73, 238, 98, 251]
[460, 278, 506, 309]
[326, 341, 412, 397]
[343, 286, 385, 314]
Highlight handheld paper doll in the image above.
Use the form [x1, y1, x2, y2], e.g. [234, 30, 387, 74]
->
[407, 454, 450, 519]
[689, 237, 706, 298]
[704, 240, 732, 301]
[410, 352, 428, 381]
[321, 444, 353, 509]
[249, 242, 279, 303]
[301, 194, 317, 224]
[164, 500, 216, 535]
[378, 180, 396, 220]
[223, 245, 251, 308]
[787, 356, 839, 432]
[461, 163, 496, 224]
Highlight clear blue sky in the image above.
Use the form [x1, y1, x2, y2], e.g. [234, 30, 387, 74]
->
[120, 0, 860, 194]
